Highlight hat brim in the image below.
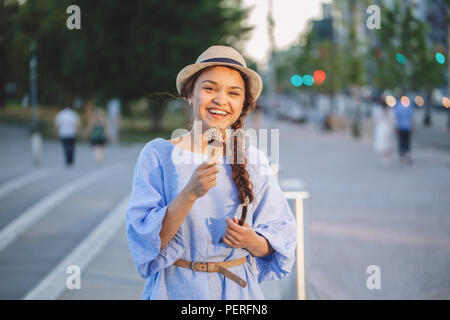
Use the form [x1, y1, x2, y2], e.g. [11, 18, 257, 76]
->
[176, 62, 263, 101]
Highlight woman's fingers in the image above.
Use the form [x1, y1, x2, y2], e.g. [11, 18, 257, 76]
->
[232, 216, 249, 227]
[198, 165, 219, 178]
[225, 226, 241, 241]
[204, 174, 216, 183]
[222, 233, 239, 247]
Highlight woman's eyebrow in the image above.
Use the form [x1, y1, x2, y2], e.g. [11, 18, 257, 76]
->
[201, 80, 243, 91]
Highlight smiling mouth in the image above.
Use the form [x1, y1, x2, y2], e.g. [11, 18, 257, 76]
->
[207, 108, 229, 119]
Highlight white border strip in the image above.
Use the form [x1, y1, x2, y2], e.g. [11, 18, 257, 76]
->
[0, 165, 124, 254]
[23, 194, 130, 300]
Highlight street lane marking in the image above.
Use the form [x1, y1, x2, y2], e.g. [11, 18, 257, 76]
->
[0, 165, 124, 254]
[23, 194, 130, 300]
[0, 169, 50, 200]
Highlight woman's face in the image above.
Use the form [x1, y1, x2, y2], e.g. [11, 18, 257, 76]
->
[189, 66, 246, 131]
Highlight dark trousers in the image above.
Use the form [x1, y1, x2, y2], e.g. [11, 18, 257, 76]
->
[397, 129, 411, 156]
[61, 137, 76, 165]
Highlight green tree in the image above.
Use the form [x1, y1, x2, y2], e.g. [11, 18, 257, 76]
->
[313, 40, 346, 114]
[0, 0, 20, 108]
[372, 2, 446, 126]
[337, 0, 366, 138]
[408, 8, 446, 126]
[13, 0, 252, 131]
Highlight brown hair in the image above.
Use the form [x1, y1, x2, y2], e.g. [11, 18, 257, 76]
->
[180, 66, 256, 223]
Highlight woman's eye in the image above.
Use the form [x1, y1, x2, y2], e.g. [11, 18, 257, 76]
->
[230, 92, 240, 96]
[204, 87, 213, 91]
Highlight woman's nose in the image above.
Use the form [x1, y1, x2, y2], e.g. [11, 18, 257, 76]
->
[212, 91, 227, 106]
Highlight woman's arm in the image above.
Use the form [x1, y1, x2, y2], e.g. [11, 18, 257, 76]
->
[159, 159, 220, 248]
[159, 188, 196, 249]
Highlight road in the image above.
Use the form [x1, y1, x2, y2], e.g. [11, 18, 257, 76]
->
[0, 114, 449, 299]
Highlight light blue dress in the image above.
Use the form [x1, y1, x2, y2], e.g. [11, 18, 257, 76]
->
[125, 138, 296, 300]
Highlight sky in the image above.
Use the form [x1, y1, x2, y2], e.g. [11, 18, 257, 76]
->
[241, 0, 331, 68]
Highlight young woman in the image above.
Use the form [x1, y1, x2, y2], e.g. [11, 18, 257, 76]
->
[372, 97, 396, 168]
[85, 108, 108, 165]
[126, 45, 296, 300]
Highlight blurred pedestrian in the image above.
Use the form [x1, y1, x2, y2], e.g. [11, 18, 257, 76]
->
[372, 98, 396, 168]
[393, 98, 415, 166]
[85, 108, 108, 165]
[125, 45, 296, 300]
[54, 103, 79, 167]
[107, 98, 121, 143]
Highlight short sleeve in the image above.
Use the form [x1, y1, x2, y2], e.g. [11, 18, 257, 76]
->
[250, 149, 297, 282]
[125, 142, 185, 279]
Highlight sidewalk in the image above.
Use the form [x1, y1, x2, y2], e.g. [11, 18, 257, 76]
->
[270, 118, 450, 299]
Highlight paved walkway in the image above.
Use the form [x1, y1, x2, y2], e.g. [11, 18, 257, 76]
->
[268, 117, 450, 299]
[1, 112, 449, 299]
[59, 113, 450, 299]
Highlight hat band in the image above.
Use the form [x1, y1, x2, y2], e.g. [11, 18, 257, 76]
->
[200, 57, 244, 67]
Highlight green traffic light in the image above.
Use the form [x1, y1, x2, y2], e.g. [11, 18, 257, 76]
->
[303, 75, 314, 86]
[435, 53, 445, 64]
[396, 53, 406, 64]
[290, 75, 303, 87]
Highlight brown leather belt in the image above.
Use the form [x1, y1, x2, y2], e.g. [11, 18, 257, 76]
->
[173, 256, 248, 288]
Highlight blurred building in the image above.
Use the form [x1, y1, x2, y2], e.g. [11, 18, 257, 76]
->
[311, 3, 334, 42]
[415, 0, 447, 50]
[390, 0, 448, 50]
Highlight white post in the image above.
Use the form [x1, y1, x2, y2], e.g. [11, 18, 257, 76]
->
[295, 194, 305, 300]
[283, 191, 309, 300]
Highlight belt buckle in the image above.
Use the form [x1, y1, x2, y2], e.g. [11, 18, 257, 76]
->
[190, 261, 202, 272]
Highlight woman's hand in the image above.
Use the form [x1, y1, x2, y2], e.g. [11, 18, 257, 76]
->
[183, 159, 220, 201]
[222, 217, 274, 257]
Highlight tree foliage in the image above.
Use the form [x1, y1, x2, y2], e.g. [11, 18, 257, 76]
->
[0, 0, 20, 107]
[10, 0, 253, 113]
[372, 2, 445, 93]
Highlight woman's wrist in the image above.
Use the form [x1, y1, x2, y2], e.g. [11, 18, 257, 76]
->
[180, 187, 198, 203]
[247, 233, 273, 258]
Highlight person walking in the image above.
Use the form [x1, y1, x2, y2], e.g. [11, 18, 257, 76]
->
[372, 98, 396, 168]
[54, 103, 80, 167]
[125, 45, 296, 300]
[393, 97, 415, 166]
[85, 108, 108, 165]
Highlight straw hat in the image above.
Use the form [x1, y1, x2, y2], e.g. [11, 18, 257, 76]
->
[176, 45, 263, 100]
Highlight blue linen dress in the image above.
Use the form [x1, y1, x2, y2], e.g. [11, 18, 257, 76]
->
[125, 137, 296, 300]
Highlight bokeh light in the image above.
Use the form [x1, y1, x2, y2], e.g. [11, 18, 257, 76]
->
[303, 74, 314, 86]
[435, 53, 445, 64]
[313, 70, 326, 85]
[290, 75, 303, 87]
[401, 96, 410, 107]
[396, 53, 406, 64]
[443, 97, 450, 108]
[385, 95, 396, 107]
[414, 96, 424, 107]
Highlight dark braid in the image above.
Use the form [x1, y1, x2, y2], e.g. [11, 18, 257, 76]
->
[180, 66, 257, 225]
[230, 108, 254, 225]
[226, 70, 256, 225]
